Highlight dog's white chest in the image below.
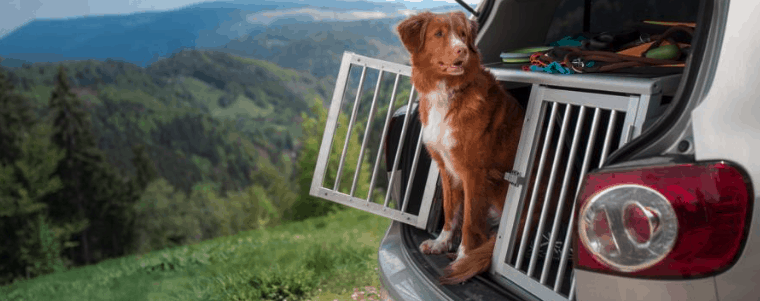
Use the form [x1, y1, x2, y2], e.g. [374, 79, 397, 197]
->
[421, 82, 459, 182]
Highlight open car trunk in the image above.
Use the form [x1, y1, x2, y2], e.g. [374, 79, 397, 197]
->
[310, 0, 709, 300]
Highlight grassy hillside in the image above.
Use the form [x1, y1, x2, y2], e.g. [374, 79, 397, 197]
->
[1, 50, 331, 193]
[0, 208, 392, 301]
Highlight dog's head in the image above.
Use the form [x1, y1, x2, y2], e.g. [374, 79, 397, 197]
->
[397, 11, 479, 76]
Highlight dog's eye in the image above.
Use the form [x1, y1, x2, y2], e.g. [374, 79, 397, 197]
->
[435, 31, 442, 37]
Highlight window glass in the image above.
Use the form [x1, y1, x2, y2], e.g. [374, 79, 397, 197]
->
[545, 0, 701, 44]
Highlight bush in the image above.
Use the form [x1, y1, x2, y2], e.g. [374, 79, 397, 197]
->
[131, 178, 205, 254]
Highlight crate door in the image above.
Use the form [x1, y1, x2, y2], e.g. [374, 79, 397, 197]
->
[309, 52, 439, 229]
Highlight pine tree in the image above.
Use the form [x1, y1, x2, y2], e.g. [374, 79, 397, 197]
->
[13, 123, 69, 278]
[0, 122, 78, 283]
[0, 69, 34, 165]
[46, 65, 140, 264]
[0, 68, 76, 283]
[48, 65, 99, 264]
[88, 163, 141, 259]
[131, 143, 158, 192]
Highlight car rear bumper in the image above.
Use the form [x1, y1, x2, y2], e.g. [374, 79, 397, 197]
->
[378, 220, 537, 301]
[378, 219, 726, 301]
[377, 221, 456, 301]
[575, 269, 718, 301]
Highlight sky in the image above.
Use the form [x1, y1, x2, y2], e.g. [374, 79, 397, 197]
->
[0, 0, 479, 38]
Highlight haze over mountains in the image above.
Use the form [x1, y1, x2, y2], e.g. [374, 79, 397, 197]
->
[0, 0, 468, 71]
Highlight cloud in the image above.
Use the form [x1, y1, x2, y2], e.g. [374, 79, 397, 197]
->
[250, 8, 395, 24]
[351, 11, 388, 19]
[1, 0, 42, 38]
[398, 10, 418, 17]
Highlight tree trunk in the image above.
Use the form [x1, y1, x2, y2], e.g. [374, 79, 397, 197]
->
[112, 231, 119, 257]
[75, 186, 91, 265]
[81, 227, 91, 264]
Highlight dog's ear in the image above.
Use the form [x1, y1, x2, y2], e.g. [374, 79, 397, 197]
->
[397, 12, 433, 54]
[468, 19, 479, 49]
[452, 11, 479, 52]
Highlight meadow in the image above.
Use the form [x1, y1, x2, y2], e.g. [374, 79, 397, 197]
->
[0, 208, 392, 301]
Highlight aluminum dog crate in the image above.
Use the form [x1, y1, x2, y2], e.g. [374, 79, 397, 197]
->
[489, 68, 681, 300]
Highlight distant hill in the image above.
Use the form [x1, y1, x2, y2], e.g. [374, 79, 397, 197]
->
[2, 50, 330, 192]
[217, 18, 410, 78]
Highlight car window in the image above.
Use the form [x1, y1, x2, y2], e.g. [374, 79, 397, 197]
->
[546, 0, 701, 44]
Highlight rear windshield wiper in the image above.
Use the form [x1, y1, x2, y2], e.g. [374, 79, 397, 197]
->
[454, 0, 479, 17]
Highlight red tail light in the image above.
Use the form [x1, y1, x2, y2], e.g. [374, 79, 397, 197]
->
[574, 161, 752, 278]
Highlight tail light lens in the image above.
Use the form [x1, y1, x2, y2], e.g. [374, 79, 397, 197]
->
[574, 161, 752, 278]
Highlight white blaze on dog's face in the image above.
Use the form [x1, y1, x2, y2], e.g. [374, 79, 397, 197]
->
[427, 16, 469, 75]
[397, 11, 478, 76]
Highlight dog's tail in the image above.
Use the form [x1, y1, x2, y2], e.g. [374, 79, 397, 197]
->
[439, 235, 496, 285]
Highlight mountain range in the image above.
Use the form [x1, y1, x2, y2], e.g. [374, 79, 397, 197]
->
[0, 0, 467, 69]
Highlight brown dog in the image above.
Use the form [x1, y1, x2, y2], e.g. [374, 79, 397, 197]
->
[397, 11, 525, 284]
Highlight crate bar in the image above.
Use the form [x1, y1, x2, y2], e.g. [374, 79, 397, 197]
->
[316, 187, 421, 224]
[334, 65, 368, 192]
[554, 107, 602, 291]
[631, 94, 655, 138]
[620, 95, 641, 147]
[569, 271, 577, 300]
[515, 101, 559, 270]
[416, 162, 440, 229]
[528, 103, 573, 277]
[311, 52, 356, 196]
[383, 89, 417, 208]
[489, 68, 677, 95]
[540, 105, 587, 285]
[367, 74, 402, 203]
[495, 265, 570, 301]
[542, 88, 630, 111]
[492, 84, 548, 271]
[600, 110, 618, 166]
[350, 69, 385, 197]
[349, 54, 412, 76]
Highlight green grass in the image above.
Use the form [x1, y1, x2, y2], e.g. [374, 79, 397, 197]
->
[228, 56, 301, 83]
[181, 76, 272, 120]
[226, 94, 273, 119]
[181, 77, 226, 106]
[0, 209, 392, 301]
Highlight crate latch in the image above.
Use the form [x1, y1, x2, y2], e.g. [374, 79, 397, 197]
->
[504, 170, 525, 187]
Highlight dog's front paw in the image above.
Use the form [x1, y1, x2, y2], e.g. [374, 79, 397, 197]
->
[419, 238, 450, 254]
[419, 230, 454, 255]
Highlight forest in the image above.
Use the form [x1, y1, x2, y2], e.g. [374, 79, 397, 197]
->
[0, 50, 412, 286]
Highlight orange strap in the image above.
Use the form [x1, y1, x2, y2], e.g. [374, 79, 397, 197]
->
[643, 20, 696, 28]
